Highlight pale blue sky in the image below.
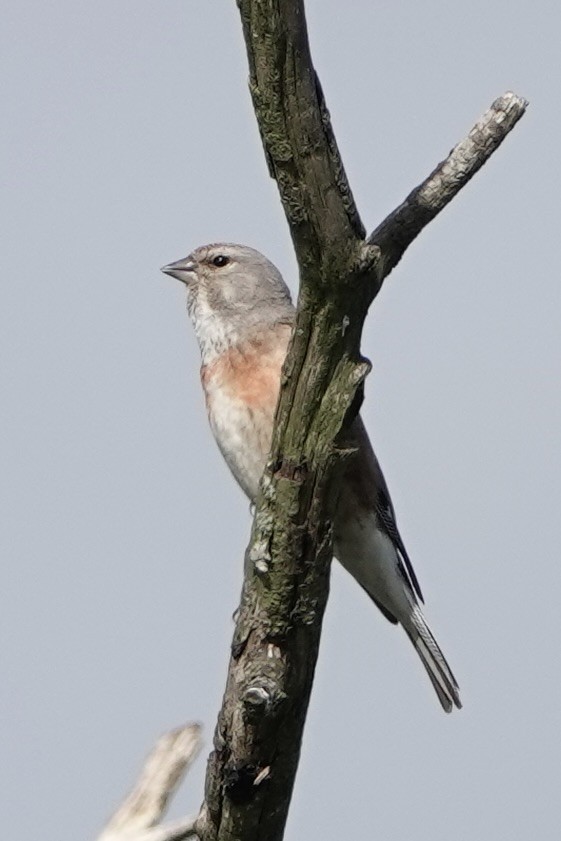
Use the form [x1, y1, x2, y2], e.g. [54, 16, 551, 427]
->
[2, 2, 560, 839]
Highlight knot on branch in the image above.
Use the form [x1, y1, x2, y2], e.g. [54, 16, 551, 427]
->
[243, 675, 287, 722]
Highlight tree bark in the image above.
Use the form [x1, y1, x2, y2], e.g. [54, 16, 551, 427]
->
[195, 3, 527, 840]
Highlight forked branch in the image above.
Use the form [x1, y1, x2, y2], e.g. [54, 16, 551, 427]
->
[197, 4, 527, 841]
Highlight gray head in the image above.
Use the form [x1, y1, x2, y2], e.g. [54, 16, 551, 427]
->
[161, 243, 295, 361]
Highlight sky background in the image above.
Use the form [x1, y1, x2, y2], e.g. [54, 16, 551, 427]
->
[2, 2, 560, 839]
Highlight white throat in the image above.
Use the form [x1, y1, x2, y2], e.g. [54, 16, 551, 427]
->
[187, 288, 243, 364]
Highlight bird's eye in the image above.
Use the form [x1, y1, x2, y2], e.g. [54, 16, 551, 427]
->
[212, 255, 230, 267]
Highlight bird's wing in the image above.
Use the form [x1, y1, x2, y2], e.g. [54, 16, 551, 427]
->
[348, 416, 424, 603]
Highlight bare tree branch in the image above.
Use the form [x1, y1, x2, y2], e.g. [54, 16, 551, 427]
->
[238, 0, 365, 264]
[369, 91, 528, 280]
[199, 4, 529, 840]
[100, 817, 199, 841]
[193, 4, 527, 841]
[98, 724, 202, 841]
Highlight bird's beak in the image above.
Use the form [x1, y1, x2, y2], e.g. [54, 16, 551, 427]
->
[160, 258, 196, 284]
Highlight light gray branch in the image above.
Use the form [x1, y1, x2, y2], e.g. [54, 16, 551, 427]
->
[100, 817, 198, 841]
[98, 723, 202, 841]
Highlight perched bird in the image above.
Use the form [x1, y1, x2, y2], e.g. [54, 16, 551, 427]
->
[162, 243, 461, 712]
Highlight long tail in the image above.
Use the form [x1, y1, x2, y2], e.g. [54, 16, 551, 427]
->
[404, 606, 461, 713]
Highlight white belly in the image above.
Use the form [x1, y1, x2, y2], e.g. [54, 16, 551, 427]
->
[207, 388, 272, 501]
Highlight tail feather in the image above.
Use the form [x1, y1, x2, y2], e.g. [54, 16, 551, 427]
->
[405, 607, 461, 713]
